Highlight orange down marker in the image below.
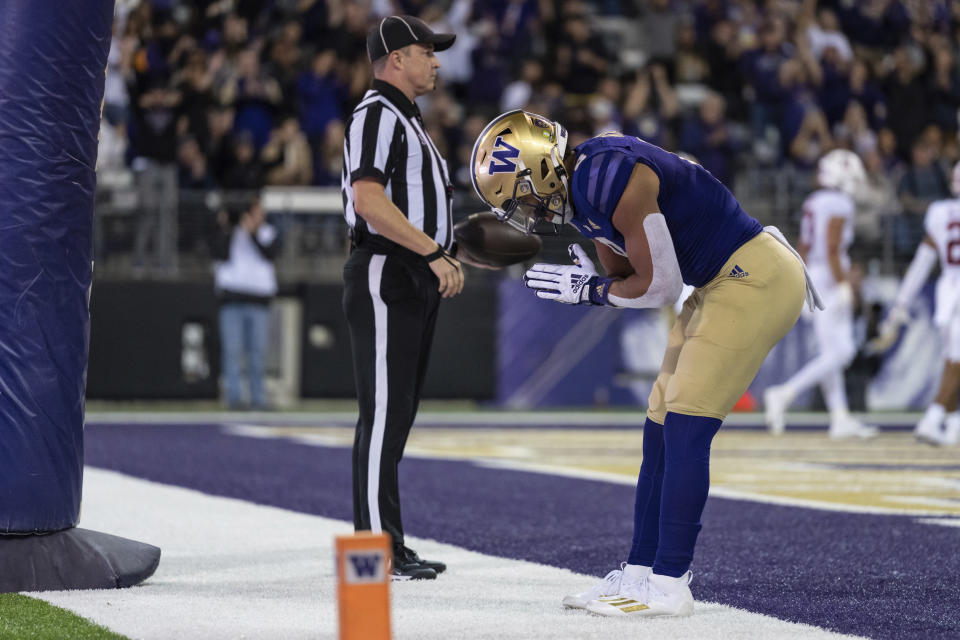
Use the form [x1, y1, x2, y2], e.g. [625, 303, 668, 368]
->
[336, 531, 392, 640]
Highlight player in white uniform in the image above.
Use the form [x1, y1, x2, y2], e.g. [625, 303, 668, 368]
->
[764, 150, 878, 439]
[872, 161, 960, 446]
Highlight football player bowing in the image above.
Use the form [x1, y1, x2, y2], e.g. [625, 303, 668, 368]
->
[471, 111, 821, 618]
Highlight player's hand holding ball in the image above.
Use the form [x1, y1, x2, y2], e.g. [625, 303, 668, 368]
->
[523, 244, 610, 305]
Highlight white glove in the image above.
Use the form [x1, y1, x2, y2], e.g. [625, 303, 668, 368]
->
[866, 305, 909, 354]
[523, 244, 606, 305]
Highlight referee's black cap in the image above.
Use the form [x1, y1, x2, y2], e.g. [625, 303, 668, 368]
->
[366, 15, 456, 62]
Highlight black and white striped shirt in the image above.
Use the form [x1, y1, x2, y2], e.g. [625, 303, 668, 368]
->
[342, 79, 453, 250]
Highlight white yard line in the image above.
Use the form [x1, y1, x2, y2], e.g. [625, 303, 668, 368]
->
[84, 410, 922, 428]
[33, 468, 865, 640]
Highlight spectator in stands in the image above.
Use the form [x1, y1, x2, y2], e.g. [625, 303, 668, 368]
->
[896, 138, 950, 256]
[778, 56, 832, 167]
[324, 1, 371, 103]
[788, 107, 834, 169]
[740, 16, 794, 143]
[638, 0, 681, 69]
[883, 46, 929, 159]
[804, 7, 853, 63]
[175, 48, 216, 148]
[877, 127, 903, 175]
[265, 20, 304, 114]
[421, 88, 464, 162]
[210, 195, 279, 411]
[223, 131, 264, 190]
[324, 1, 368, 64]
[133, 9, 181, 86]
[501, 59, 544, 112]
[839, 0, 910, 53]
[927, 44, 960, 140]
[812, 37, 852, 128]
[833, 101, 878, 158]
[703, 19, 747, 120]
[297, 48, 347, 161]
[261, 114, 313, 186]
[623, 63, 678, 149]
[313, 120, 345, 187]
[587, 78, 624, 136]
[467, 15, 512, 107]
[848, 59, 887, 130]
[177, 136, 215, 190]
[680, 91, 737, 188]
[128, 74, 182, 277]
[692, 0, 727, 42]
[553, 10, 610, 97]
[205, 104, 237, 185]
[423, 0, 478, 101]
[219, 12, 250, 59]
[219, 47, 283, 150]
[673, 19, 710, 85]
[478, 0, 540, 54]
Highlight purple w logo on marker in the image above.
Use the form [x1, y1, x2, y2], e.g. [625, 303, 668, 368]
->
[488, 137, 520, 174]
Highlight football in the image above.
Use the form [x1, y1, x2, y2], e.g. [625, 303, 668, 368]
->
[453, 211, 542, 267]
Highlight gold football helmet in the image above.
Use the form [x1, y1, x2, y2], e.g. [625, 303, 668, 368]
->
[470, 110, 570, 234]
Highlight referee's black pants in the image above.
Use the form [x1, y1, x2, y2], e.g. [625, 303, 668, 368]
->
[343, 246, 440, 549]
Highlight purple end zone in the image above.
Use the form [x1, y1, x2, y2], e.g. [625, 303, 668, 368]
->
[85, 423, 959, 639]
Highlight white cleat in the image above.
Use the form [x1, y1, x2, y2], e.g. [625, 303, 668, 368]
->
[915, 414, 953, 446]
[763, 385, 792, 435]
[586, 571, 694, 619]
[562, 563, 629, 609]
[829, 417, 878, 440]
[944, 415, 960, 446]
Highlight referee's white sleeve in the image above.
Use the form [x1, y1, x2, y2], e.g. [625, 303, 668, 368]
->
[348, 103, 397, 185]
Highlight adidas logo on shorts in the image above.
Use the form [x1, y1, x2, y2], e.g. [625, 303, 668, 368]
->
[728, 264, 749, 278]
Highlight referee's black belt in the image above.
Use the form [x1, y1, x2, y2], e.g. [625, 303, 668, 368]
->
[350, 229, 430, 264]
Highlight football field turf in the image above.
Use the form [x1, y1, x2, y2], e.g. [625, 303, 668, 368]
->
[20, 411, 960, 639]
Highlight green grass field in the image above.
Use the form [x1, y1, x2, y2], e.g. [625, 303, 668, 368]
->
[0, 594, 127, 640]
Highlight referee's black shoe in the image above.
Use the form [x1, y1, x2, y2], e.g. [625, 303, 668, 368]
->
[396, 544, 447, 575]
[391, 545, 437, 581]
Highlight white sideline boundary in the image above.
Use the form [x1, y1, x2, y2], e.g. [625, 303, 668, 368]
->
[32, 468, 865, 640]
[85, 410, 922, 428]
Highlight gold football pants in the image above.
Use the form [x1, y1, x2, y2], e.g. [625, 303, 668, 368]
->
[647, 231, 806, 423]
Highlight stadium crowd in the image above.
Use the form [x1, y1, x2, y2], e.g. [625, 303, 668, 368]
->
[99, 0, 960, 265]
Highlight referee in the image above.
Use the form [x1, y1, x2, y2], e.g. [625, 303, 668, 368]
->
[342, 15, 461, 581]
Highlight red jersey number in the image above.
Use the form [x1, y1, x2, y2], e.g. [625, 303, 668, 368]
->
[947, 221, 960, 265]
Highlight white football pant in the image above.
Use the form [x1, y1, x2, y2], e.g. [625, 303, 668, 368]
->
[781, 287, 857, 417]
